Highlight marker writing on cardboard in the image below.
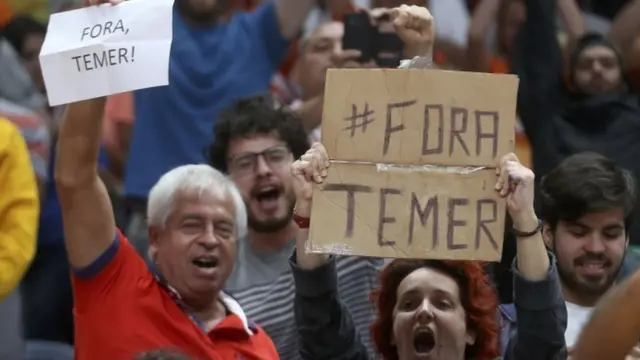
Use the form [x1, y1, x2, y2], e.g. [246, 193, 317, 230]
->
[344, 100, 501, 161]
[322, 183, 500, 251]
[321, 97, 506, 252]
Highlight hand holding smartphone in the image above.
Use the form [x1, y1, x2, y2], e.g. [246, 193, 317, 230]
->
[342, 11, 404, 68]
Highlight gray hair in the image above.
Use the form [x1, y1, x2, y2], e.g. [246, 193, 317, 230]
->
[147, 164, 248, 239]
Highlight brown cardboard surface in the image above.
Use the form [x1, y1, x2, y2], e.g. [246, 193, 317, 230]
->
[320, 68, 518, 166]
[310, 68, 518, 261]
[308, 162, 505, 261]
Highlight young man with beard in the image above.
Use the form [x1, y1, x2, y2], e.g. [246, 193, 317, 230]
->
[208, 94, 382, 359]
[537, 152, 640, 350]
[513, 0, 640, 246]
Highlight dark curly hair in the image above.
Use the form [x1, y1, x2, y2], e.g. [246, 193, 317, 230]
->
[540, 152, 636, 231]
[2, 15, 46, 55]
[208, 93, 310, 173]
[371, 259, 500, 360]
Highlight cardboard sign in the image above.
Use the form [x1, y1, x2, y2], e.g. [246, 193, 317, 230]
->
[309, 69, 518, 261]
[39, 0, 174, 106]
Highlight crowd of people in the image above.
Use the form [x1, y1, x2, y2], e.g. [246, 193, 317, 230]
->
[3, 0, 640, 359]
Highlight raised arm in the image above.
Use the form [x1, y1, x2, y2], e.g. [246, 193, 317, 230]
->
[54, 97, 116, 269]
[466, 0, 499, 72]
[291, 142, 370, 360]
[0, 119, 38, 301]
[607, 0, 640, 62]
[274, 0, 316, 40]
[291, 253, 370, 360]
[496, 154, 567, 360]
[510, 0, 564, 144]
[557, 0, 586, 47]
[504, 253, 567, 360]
[290, 8, 436, 358]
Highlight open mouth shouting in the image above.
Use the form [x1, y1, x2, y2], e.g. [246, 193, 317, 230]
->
[191, 255, 219, 278]
[252, 185, 283, 213]
[413, 326, 436, 358]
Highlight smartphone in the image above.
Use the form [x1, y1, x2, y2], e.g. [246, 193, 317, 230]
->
[374, 13, 404, 68]
[376, 33, 404, 67]
[342, 12, 376, 63]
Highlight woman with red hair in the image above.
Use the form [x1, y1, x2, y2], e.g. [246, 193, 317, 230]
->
[370, 259, 501, 360]
[288, 145, 568, 360]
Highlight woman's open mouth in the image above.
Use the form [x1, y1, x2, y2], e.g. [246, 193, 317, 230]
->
[413, 327, 436, 355]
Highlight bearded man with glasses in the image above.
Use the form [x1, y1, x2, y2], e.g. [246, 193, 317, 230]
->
[208, 94, 382, 360]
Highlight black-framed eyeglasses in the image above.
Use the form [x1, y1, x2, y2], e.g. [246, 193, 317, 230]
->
[228, 145, 291, 176]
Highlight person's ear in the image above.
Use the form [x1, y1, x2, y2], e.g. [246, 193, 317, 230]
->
[466, 329, 477, 346]
[625, 233, 630, 249]
[147, 226, 160, 262]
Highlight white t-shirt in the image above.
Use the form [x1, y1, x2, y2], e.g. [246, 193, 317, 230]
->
[564, 301, 594, 348]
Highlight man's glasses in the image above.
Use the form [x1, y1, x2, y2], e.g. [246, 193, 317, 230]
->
[229, 145, 291, 176]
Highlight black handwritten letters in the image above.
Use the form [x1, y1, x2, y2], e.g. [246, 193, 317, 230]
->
[317, 163, 503, 258]
[384, 100, 417, 154]
[376, 100, 500, 161]
[322, 183, 372, 238]
[311, 70, 513, 260]
[323, 181, 499, 252]
[73, 19, 134, 72]
[343, 103, 375, 137]
[336, 100, 503, 166]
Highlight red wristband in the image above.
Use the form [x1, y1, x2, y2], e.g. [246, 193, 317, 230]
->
[292, 211, 310, 229]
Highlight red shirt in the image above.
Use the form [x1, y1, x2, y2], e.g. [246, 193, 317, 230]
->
[72, 231, 279, 360]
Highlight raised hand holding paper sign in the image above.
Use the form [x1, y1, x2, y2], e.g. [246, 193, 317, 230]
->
[39, 0, 174, 106]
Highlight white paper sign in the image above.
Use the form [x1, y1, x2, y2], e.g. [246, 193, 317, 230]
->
[39, 0, 175, 106]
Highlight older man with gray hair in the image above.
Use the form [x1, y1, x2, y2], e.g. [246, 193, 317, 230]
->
[55, 85, 279, 358]
[54, 76, 279, 360]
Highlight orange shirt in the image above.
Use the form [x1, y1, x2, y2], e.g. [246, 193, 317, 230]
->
[489, 57, 510, 74]
[72, 231, 278, 360]
[0, 0, 12, 26]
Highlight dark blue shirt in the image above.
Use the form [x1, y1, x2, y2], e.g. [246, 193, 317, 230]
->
[125, 2, 290, 199]
[38, 142, 109, 247]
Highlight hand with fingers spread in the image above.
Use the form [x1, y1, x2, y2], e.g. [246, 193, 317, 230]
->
[389, 4, 435, 58]
[495, 153, 536, 225]
[291, 143, 330, 217]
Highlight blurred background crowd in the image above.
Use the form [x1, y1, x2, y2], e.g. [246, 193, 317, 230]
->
[2, 0, 640, 359]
